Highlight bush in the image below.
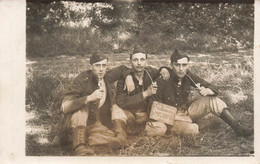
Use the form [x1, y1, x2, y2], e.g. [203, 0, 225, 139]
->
[26, 71, 70, 112]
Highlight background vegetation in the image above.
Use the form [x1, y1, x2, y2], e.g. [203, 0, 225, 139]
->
[26, 1, 254, 57]
[26, 1, 254, 156]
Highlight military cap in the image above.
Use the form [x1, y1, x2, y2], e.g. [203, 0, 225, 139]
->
[90, 53, 108, 64]
[130, 45, 147, 60]
[170, 49, 189, 63]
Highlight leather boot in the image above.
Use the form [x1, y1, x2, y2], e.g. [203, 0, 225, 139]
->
[109, 119, 128, 150]
[72, 126, 94, 156]
[220, 109, 253, 137]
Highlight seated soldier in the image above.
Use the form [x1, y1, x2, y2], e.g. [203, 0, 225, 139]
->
[146, 49, 253, 138]
[60, 53, 134, 155]
[111, 46, 170, 148]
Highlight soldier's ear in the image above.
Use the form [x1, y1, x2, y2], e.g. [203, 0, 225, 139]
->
[170, 62, 174, 68]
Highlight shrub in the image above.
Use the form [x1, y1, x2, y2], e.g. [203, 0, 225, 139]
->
[26, 71, 70, 112]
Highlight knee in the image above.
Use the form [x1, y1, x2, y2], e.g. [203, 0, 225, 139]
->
[71, 109, 88, 128]
[204, 96, 227, 107]
[213, 97, 227, 107]
[111, 104, 124, 114]
[111, 104, 127, 122]
[71, 110, 83, 119]
[209, 97, 228, 116]
[170, 121, 199, 135]
[145, 121, 167, 136]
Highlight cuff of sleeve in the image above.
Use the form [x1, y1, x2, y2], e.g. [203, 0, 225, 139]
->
[211, 87, 220, 96]
[159, 66, 173, 77]
[159, 66, 169, 72]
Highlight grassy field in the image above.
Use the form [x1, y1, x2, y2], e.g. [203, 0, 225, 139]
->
[25, 50, 254, 156]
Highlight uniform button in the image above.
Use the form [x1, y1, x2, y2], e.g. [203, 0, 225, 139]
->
[175, 103, 178, 105]
[177, 93, 179, 95]
[91, 110, 94, 112]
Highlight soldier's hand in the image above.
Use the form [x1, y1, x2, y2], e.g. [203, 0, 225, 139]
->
[143, 82, 157, 98]
[88, 88, 104, 102]
[198, 86, 214, 96]
[124, 75, 135, 93]
[160, 68, 170, 80]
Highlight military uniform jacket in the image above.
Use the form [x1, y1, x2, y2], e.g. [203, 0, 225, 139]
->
[148, 68, 220, 113]
[62, 65, 130, 128]
[116, 66, 160, 112]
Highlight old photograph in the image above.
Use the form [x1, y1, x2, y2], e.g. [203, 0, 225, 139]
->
[24, 0, 256, 159]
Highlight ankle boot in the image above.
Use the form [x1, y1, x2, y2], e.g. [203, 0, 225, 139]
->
[220, 109, 253, 137]
[72, 126, 94, 156]
[109, 119, 128, 149]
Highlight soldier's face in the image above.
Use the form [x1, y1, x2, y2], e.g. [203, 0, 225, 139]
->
[130, 53, 147, 73]
[171, 57, 189, 79]
[91, 59, 108, 80]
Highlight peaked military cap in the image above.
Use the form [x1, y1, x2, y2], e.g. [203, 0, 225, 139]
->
[170, 49, 189, 63]
[90, 53, 108, 64]
[130, 45, 147, 60]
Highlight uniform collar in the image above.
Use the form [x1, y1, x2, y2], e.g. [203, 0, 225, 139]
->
[131, 71, 151, 86]
[169, 69, 190, 84]
[89, 70, 104, 84]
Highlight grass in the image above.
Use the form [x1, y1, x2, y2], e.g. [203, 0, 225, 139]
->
[25, 50, 254, 156]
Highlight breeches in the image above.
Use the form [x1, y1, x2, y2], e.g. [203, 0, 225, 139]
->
[70, 108, 89, 128]
[67, 108, 115, 146]
[111, 104, 148, 134]
[146, 96, 227, 136]
[111, 104, 148, 123]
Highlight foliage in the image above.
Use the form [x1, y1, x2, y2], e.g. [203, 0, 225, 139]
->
[25, 0, 254, 157]
[26, 2, 254, 57]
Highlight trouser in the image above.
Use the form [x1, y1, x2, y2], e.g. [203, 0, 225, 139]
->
[145, 96, 227, 136]
[69, 108, 116, 146]
[111, 104, 148, 135]
[71, 108, 89, 128]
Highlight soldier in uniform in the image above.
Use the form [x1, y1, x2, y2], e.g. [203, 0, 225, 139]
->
[61, 53, 133, 155]
[111, 46, 169, 148]
[146, 49, 253, 137]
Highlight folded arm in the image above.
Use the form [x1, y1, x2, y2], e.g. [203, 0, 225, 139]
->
[61, 74, 87, 114]
[105, 65, 132, 83]
[116, 78, 147, 111]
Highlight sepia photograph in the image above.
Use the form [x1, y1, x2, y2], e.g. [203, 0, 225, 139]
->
[25, 0, 255, 157]
[0, 0, 259, 163]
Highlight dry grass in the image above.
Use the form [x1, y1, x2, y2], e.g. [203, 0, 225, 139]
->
[25, 50, 254, 156]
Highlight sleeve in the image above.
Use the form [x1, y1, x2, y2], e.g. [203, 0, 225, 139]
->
[116, 78, 146, 111]
[105, 65, 132, 83]
[146, 77, 166, 114]
[159, 66, 173, 78]
[187, 71, 220, 95]
[61, 74, 88, 114]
